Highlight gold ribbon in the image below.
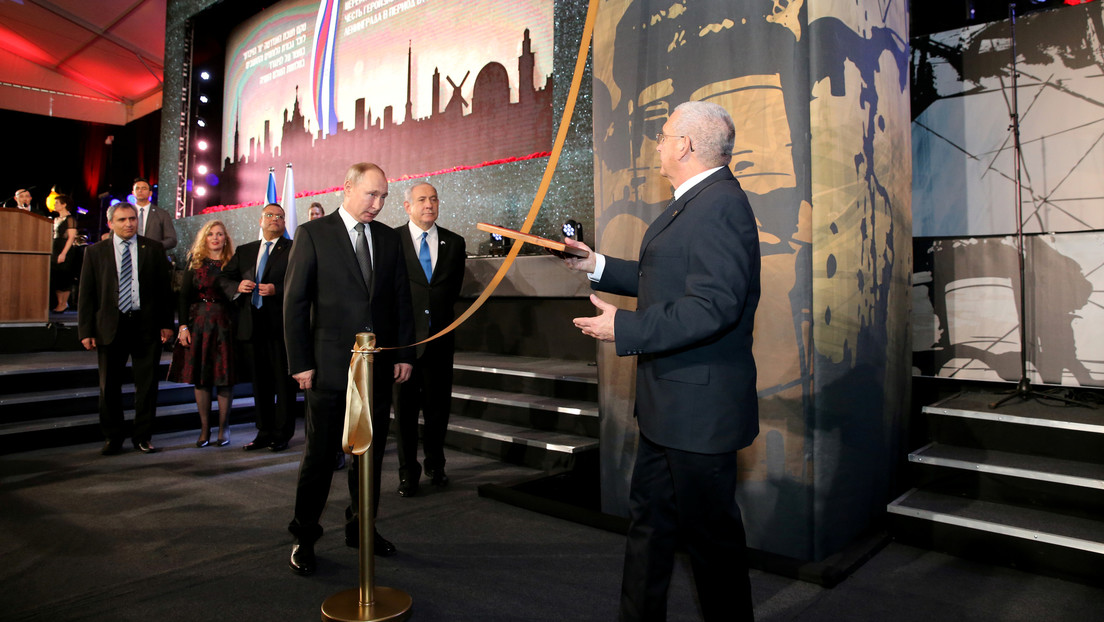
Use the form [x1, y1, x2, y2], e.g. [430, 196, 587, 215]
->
[343, 334, 376, 455]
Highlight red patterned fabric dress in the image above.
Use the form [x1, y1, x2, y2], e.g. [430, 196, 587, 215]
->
[169, 258, 235, 386]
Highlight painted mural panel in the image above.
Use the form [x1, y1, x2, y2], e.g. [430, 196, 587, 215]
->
[807, 0, 912, 559]
[593, 0, 910, 560]
[591, 1, 813, 555]
[912, 3, 1104, 237]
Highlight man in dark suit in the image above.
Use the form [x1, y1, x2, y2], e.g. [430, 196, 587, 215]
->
[393, 182, 466, 496]
[563, 101, 761, 621]
[220, 203, 297, 452]
[78, 203, 175, 455]
[283, 162, 415, 575]
[130, 178, 177, 252]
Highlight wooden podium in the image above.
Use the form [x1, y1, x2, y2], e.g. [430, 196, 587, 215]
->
[0, 208, 52, 323]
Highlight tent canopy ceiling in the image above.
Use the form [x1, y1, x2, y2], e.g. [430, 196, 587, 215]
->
[0, 0, 166, 125]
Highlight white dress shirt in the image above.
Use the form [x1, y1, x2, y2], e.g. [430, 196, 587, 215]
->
[588, 166, 724, 282]
[338, 206, 374, 262]
[406, 221, 439, 271]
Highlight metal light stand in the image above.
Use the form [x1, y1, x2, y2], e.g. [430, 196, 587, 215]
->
[321, 333, 412, 622]
[989, 4, 1093, 410]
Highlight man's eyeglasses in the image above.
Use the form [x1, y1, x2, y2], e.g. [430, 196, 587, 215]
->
[263, 213, 285, 220]
[655, 133, 694, 152]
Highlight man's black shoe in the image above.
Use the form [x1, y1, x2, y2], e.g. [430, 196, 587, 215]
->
[269, 440, 289, 452]
[374, 531, 397, 557]
[425, 467, 449, 487]
[101, 440, 123, 456]
[134, 440, 158, 454]
[243, 437, 271, 451]
[344, 530, 397, 557]
[289, 543, 316, 575]
[397, 478, 419, 497]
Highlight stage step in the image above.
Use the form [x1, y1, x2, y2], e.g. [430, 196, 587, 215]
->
[434, 352, 599, 470]
[442, 413, 597, 471]
[454, 352, 598, 384]
[922, 391, 1104, 434]
[894, 390, 1104, 584]
[0, 396, 257, 436]
[910, 442, 1104, 490]
[0, 349, 599, 472]
[888, 487, 1104, 554]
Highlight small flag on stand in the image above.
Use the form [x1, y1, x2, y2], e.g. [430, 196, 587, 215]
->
[282, 163, 297, 239]
[265, 168, 278, 205]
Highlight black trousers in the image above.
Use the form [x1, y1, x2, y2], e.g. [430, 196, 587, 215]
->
[620, 434, 753, 622]
[392, 341, 453, 479]
[288, 363, 393, 545]
[97, 313, 161, 444]
[245, 321, 298, 443]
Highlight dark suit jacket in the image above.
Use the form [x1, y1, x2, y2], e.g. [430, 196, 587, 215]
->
[398, 224, 466, 358]
[284, 211, 415, 392]
[595, 167, 761, 454]
[219, 237, 293, 341]
[77, 234, 174, 345]
[138, 204, 178, 251]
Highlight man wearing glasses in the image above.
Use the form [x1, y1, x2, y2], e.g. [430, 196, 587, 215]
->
[562, 101, 761, 621]
[220, 203, 298, 452]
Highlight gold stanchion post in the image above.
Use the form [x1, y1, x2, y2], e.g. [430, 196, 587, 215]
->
[321, 333, 412, 622]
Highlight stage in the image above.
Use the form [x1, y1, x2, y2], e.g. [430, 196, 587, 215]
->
[2, 422, 1103, 621]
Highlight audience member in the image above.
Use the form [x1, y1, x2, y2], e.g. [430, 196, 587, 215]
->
[219, 204, 298, 452]
[170, 221, 237, 447]
[393, 182, 466, 496]
[13, 188, 32, 211]
[130, 178, 178, 252]
[308, 202, 325, 220]
[283, 162, 414, 575]
[51, 194, 78, 312]
[78, 203, 174, 455]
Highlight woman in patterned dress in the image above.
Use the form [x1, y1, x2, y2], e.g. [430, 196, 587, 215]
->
[171, 220, 236, 447]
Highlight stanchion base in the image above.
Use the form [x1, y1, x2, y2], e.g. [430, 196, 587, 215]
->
[321, 587, 412, 622]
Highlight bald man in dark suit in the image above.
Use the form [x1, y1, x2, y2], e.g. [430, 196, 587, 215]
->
[563, 101, 761, 621]
[220, 203, 298, 451]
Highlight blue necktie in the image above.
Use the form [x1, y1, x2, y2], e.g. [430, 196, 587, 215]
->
[419, 231, 433, 282]
[253, 241, 272, 308]
[119, 239, 133, 312]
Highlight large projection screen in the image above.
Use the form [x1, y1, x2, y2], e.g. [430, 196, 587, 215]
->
[218, 0, 555, 211]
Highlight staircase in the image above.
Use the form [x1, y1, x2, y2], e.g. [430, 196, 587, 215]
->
[888, 391, 1104, 583]
[0, 349, 599, 474]
[0, 351, 257, 452]
[410, 352, 599, 471]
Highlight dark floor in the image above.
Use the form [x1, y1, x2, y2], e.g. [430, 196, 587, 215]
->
[2, 422, 1103, 622]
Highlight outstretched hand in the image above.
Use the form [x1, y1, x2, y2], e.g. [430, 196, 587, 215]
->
[573, 294, 617, 342]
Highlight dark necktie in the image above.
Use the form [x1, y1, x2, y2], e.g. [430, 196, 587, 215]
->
[354, 223, 374, 292]
[119, 239, 133, 312]
[419, 231, 433, 282]
[253, 241, 271, 308]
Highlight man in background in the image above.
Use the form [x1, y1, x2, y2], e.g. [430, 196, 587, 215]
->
[220, 203, 297, 452]
[130, 178, 177, 252]
[393, 182, 466, 496]
[78, 203, 175, 456]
